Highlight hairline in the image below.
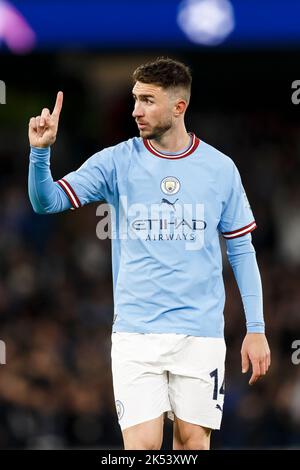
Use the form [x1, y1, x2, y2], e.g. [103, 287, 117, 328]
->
[132, 81, 191, 102]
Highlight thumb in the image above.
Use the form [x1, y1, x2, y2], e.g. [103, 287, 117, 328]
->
[241, 353, 250, 373]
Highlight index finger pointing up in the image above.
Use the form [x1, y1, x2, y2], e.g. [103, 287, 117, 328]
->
[52, 91, 63, 117]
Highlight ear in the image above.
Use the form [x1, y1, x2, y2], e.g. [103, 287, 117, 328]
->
[173, 99, 188, 117]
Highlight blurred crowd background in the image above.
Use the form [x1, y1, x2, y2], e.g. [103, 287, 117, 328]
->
[1, 0, 300, 450]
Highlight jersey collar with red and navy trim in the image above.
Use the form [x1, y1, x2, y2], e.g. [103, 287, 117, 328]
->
[143, 133, 200, 159]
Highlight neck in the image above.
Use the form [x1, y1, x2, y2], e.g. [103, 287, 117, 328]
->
[149, 125, 190, 154]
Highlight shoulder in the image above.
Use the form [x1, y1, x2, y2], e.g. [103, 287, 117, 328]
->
[200, 140, 235, 173]
[85, 137, 142, 166]
[102, 136, 141, 156]
[199, 140, 239, 198]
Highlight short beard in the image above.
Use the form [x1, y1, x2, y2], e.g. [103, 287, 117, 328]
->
[140, 119, 173, 140]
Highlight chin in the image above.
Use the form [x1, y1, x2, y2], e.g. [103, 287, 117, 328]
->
[139, 129, 151, 139]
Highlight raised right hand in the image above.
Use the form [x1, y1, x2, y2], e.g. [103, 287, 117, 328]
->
[28, 91, 63, 148]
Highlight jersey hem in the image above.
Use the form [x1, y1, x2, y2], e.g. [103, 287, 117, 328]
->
[112, 326, 224, 338]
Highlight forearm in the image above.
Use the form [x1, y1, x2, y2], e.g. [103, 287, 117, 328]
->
[28, 147, 71, 213]
[226, 234, 265, 333]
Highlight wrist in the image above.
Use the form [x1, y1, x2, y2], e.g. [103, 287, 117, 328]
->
[30, 146, 50, 153]
[246, 327, 265, 334]
[30, 146, 51, 162]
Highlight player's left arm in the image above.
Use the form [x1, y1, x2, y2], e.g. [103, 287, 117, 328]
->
[225, 234, 271, 385]
[219, 161, 270, 385]
[240, 332, 271, 386]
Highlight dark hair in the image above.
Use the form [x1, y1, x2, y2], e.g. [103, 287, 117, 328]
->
[132, 57, 192, 96]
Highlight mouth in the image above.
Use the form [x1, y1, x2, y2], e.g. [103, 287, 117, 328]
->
[137, 122, 147, 129]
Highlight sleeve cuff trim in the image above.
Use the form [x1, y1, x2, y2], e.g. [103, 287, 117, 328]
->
[57, 179, 81, 209]
[222, 221, 257, 239]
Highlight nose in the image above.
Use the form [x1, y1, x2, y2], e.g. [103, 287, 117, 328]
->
[132, 101, 144, 118]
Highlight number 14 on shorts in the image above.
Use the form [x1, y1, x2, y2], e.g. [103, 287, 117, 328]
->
[210, 368, 225, 403]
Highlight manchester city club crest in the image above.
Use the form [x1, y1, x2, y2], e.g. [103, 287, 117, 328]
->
[115, 400, 124, 421]
[161, 176, 181, 195]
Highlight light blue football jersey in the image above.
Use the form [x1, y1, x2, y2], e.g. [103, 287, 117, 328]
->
[57, 134, 256, 337]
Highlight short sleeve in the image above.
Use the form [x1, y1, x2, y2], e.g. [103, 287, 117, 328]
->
[56, 148, 116, 209]
[219, 163, 256, 239]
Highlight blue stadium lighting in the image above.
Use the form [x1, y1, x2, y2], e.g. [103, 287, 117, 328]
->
[177, 0, 235, 46]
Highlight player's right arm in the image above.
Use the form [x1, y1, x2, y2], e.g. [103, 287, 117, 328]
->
[29, 91, 63, 148]
[28, 91, 73, 213]
[28, 92, 116, 214]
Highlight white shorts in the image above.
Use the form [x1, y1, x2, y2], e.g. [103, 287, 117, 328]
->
[111, 332, 226, 431]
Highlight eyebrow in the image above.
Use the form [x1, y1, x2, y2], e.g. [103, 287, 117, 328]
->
[132, 93, 155, 99]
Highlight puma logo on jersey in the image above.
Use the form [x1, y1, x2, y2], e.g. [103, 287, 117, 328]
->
[161, 198, 179, 210]
[215, 404, 223, 412]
